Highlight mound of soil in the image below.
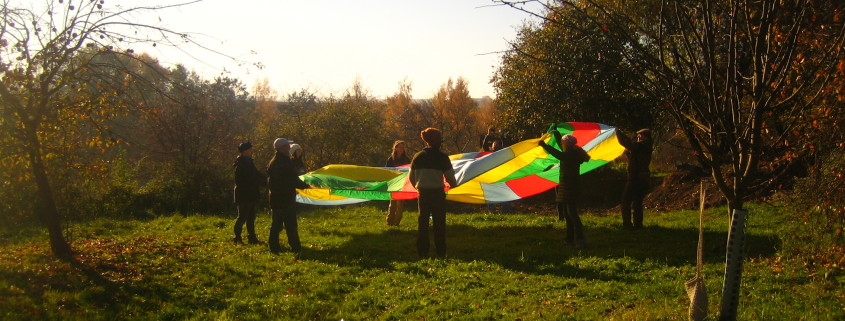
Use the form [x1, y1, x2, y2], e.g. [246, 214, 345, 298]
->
[645, 171, 724, 211]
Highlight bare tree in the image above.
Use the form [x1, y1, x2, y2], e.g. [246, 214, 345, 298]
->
[0, 0, 248, 259]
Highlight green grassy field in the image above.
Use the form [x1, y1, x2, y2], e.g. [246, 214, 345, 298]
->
[1, 203, 842, 320]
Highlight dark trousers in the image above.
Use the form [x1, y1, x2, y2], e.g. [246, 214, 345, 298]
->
[269, 204, 301, 253]
[621, 180, 649, 228]
[557, 202, 584, 243]
[417, 189, 447, 257]
[234, 202, 258, 240]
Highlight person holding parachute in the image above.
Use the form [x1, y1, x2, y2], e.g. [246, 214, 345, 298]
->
[539, 128, 591, 249]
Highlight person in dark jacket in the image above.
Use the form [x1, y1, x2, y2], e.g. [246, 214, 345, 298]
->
[539, 130, 591, 248]
[289, 143, 306, 175]
[267, 138, 311, 254]
[617, 128, 653, 230]
[385, 140, 411, 226]
[409, 128, 458, 258]
[233, 141, 266, 244]
[480, 127, 499, 152]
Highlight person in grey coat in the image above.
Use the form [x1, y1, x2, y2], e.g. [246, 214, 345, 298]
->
[539, 131, 591, 248]
[267, 138, 311, 254]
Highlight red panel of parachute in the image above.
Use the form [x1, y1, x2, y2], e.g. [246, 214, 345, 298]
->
[505, 174, 558, 198]
[390, 175, 418, 200]
[569, 122, 600, 147]
[390, 191, 418, 200]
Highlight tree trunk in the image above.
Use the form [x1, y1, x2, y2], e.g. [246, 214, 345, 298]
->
[26, 128, 74, 260]
[720, 190, 746, 321]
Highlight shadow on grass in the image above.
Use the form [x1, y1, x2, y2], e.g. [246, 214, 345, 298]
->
[65, 258, 181, 314]
[303, 223, 780, 279]
[0, 253, 175, 318]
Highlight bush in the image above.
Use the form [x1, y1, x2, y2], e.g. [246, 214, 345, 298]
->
[781, 149, 845, 277]
[91, 163, 236, 220]
[0, 179, 37, 226]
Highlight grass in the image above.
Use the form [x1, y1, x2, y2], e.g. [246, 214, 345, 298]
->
[0, 202, 842, 320]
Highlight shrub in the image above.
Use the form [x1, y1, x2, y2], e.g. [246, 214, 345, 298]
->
[782, 149, 845, 278]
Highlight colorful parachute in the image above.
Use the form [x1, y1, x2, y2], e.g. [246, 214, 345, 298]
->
[296, 122, 626, 205]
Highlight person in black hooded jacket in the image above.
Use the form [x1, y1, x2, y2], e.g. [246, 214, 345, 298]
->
[233, 141, 266, 244]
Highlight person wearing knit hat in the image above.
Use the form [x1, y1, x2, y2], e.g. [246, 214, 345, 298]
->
[409, 128, 457, 258]
[539, 129, 591, 249]
[266, 138, 310, 254]
[273, 138, 293, 149]
[232, 141, 266, 244]
[289, 143, 306, 175]
[617, 128, 653, 230]
[289, 143, 301, 154]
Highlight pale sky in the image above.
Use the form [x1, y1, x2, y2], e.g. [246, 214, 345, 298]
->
[144, 0, 540, 99]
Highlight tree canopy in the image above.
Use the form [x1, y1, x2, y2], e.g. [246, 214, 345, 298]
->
[494, 0, 845, 212]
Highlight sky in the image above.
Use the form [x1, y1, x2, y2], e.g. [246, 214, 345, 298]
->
[144, 0, 540, 100]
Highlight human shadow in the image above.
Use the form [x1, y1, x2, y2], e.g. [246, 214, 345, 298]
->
[301, 223, 780, 281]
